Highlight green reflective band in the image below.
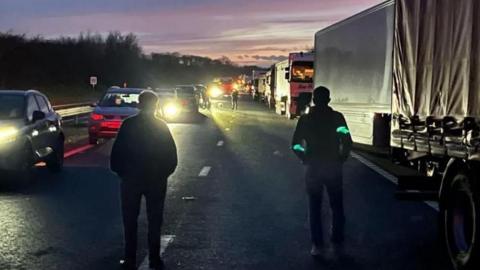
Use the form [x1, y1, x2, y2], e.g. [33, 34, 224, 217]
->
[336, 126, 350, 135]
[293, 144, 305, 152]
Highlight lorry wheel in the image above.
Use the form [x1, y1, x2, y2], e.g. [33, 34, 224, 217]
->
[47, 139, 64, 173]
[441, 170, 480, 270]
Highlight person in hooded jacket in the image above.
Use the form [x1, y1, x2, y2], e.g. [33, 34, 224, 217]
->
[291, 86, 352, 260]
[111, 91, 177, 270]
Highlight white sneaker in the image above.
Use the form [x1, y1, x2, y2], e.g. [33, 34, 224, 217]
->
[311, 245, 336, 261]
[310, 245, 322, 256]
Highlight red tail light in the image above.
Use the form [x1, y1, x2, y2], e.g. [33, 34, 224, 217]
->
[90, 113, 104, 121]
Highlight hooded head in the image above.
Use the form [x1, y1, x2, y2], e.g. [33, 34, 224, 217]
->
[312, 86, 331, 107]
[138, 91, 159, 114]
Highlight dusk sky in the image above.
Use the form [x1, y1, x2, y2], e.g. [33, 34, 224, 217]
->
[0, 0, 383, 66]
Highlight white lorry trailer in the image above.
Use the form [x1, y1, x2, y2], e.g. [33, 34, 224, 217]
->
[314, 1, 480, 269]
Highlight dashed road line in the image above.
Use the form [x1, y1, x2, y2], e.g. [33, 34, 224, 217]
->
[217, 140, 224, 147]
[351, 152, 439, 212]
[198, 166, 212, 177]
[138, 235, 175, 270]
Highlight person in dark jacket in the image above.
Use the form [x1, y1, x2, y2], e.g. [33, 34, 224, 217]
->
[111, 91, 177, 270]
[291, 86, 352, 260]
[231, 89, 239, 110]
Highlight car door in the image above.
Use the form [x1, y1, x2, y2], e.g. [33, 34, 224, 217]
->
[25, 94, 44, 159]
[35, 94, 59, 150]
[32, 94, 57, 157]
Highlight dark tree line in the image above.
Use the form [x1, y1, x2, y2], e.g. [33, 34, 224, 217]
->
[0, 32, 256, 103]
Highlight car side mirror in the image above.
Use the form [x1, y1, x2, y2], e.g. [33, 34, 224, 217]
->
[32, 110, 46, 122]
[90, 102, 98, 107]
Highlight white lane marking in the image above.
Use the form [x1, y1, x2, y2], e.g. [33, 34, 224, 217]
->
[217, 140, 224, 147]
[63, 144, 95, 159]
[351, 152, 440, 212]
[225, 127, 231, 131]
[138, 235, 175, 270]
[351, 152, 398, 184]
[198, 166, 212, 177]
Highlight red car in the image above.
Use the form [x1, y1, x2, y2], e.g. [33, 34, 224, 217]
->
[88, 88, 145, 144]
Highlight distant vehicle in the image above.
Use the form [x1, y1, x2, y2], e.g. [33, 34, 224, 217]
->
[253, 73, 268, 101]
[154, 88, 180, 119]
[314, 1, 480, 269]
[265, 67, 276, 109]
[88, 88, 145, 144]
[195, 84, 211, 109]
[0, 90, 64, 180]
[207, 82, 224, 99]
[155, 88, 176, 105]
[274, 52, 314, 119]
[218, 77, 236, 96]
[174, 85, 199, 114]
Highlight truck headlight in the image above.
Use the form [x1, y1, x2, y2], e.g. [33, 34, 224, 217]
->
[0, 126, 19, 144]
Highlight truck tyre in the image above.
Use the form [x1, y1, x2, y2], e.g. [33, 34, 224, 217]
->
[440, 169, 480, 270]
[47, 139, 64, 173]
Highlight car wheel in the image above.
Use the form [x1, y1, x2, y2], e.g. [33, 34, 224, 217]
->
[89, 136, 98, 145]
[17, 144, 34, 186]
[441, 170, 480, 270]
[47, 139, 64, 173]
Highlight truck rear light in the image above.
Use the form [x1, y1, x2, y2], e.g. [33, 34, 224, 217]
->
[90, 113, 104, 121]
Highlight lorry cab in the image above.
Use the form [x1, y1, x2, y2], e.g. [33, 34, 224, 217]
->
[275, 52, 314, 119]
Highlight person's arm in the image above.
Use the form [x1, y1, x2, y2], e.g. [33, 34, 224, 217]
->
[110, 121, 129, 177]
[291, 116, 307, 162]
[337, 113, 353, 161]
[156, 121, 178, 177]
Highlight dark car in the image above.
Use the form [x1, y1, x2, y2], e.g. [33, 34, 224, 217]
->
[0, 90, 64, 180]
[175, 85, 199, 114]
[88, 88, 145, 144]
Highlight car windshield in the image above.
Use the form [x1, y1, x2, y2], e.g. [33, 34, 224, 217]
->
[0, 94, 25, 120]
[291, 61, 314, 83]
[156, 89, 175, 97]
[176, 87, 195, 97]
[99, 92, 140, 107]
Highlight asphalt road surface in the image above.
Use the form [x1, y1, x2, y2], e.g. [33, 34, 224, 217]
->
[0, 98, 452, 270]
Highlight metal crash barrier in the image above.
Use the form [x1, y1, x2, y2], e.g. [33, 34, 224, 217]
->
[53, 102, 94, 125]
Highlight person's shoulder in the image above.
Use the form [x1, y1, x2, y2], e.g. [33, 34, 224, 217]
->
[122, 114, 139, 126]
[331, 110, 346, 122]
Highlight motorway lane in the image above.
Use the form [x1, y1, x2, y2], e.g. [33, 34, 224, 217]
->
[164, 100, 451, 270]
[0, 98, 451, 269]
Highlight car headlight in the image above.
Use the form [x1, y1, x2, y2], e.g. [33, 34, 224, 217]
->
[0, 126, 19, 144]
[164, 103, 180, 117]
[209, 86, 222, 98]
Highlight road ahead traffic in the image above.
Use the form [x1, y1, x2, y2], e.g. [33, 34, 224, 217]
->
[0, 98, 449, 270]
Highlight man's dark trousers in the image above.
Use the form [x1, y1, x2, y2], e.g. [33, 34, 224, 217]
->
[306, 160, 345, 246]
[121, 178, 167, 264]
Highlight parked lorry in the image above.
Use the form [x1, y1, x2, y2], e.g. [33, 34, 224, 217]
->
[254, 72, 268, 101]
[274, 52, 314, 118]
[314, 0, 480, 269]
[265, 67, 276, 109]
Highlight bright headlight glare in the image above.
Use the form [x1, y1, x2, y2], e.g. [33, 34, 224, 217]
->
[0, 126, 19, 144]
[209, 87, 222, 98]
[164, 103, 180, 117]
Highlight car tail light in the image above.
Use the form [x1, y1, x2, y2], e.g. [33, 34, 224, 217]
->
[90, 113, 104, 121]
